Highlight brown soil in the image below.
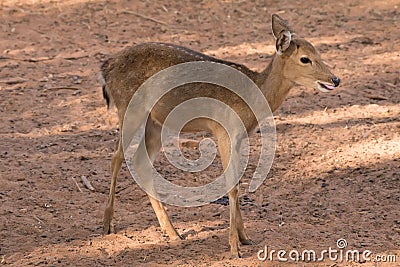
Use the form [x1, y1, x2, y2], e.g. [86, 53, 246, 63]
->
[0, 0, 399, 266]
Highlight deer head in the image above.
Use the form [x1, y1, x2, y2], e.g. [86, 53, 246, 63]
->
[272, 14, 340, 92]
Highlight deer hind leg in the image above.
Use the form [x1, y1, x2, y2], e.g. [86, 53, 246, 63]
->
[104, 137, 123, 234]
[141, 118, 182, 240]
[147, 196, 182, 240]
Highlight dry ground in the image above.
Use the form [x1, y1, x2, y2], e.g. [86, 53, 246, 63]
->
[0, 0, 399, 266]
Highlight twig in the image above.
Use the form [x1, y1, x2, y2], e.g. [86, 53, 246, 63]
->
[161, 5, 168, 12]
[0, 77, 28, 85]
[71, 177, 83, 192]
[81, 175, 95, 191]
[116, 183, 133, 194]
[365, 94, 388, 101]
[33, 215, 45, 225]
[0, 54, 89, 62]
[121, 10, 167, 25]
[0, 56, 54, 62]
[43, 87, 80, 91]
[61, 55, 89, 60]
[385, 82, 397, 89]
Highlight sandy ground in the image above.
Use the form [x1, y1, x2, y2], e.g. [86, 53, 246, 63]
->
[0, 0, 399, 266]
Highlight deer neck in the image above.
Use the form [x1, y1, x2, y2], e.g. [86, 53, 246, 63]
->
[256, 55, 294, 112]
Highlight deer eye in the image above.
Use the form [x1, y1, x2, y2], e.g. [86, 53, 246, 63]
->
[300, 57, 312, 64]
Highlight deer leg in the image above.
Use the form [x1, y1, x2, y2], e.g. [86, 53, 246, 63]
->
[235, 188, 254, 245]
[215, 128, 246, 258]
[227, 186, 241, 257]
[103, 138, 123, 234]
[142, 118, 182, 240]
[148, 196, 182, 240]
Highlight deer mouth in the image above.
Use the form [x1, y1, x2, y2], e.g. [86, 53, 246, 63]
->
[316, 81, 335, 92]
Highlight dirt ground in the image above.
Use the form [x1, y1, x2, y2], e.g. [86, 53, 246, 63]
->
[0, 0, 399, 266]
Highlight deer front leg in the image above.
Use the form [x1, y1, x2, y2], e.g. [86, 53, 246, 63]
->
[235, 188, 254, 245]
[227, 186, 254, 257]
[228, 185, 241, 258]
[215, 126, 250, 258]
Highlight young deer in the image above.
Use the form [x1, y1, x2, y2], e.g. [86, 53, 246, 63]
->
[99, 14, 340, 257]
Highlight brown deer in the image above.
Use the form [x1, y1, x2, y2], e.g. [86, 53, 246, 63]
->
[99, 14, 340, 257]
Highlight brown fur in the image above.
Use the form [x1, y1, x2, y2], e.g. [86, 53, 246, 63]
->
[100, 14, 339, 258]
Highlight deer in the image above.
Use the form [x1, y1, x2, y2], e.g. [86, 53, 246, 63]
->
[99, 14, 340, 258]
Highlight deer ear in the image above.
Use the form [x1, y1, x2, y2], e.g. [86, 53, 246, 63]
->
[271, 14, 291, 39]
[275, 30, 291, 55]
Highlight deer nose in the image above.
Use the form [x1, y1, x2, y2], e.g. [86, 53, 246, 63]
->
[332, 77, 340, 87]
